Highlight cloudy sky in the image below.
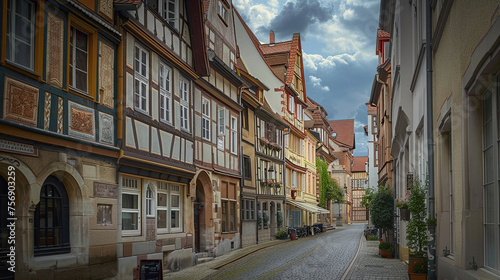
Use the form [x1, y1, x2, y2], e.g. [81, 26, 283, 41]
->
[233, 0, 381, 156]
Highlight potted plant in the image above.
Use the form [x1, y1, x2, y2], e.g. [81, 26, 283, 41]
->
[379, 241, 391, 258]
[367, 234, 378, 241]
[396, 190, 411, 221]
[407, 179, 428, 280]
[386, 243, 394, 259]
[275, 230, 288, 240]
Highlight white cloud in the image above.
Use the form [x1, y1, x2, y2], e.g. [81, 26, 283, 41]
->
[309, 75, 330, 91]
[233, 0, 278, 35]
[343, 8, 355, 20]
[303, 51, 356, 71]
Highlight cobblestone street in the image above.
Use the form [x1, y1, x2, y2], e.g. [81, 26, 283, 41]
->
[166, 223, 409, 280]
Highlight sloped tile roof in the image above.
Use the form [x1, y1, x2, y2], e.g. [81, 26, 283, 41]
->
[329, 119, 355, 149]
[352, 156, 368, 172]
[261, 41, 292, 54]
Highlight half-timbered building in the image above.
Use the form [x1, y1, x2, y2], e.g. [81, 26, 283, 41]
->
[115, 0, 208, 276]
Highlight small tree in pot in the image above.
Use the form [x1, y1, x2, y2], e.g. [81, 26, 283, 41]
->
[370, 185, 393, 241]
[407, 179, 428, 279]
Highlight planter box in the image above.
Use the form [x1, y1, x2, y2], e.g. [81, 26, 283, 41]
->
[380, 250, 387, 258]
[408, 272, 427, 280]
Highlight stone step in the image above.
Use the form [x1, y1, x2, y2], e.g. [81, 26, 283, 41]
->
[196, 257, 214, 264]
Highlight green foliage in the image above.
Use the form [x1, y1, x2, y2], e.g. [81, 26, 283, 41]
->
[275, 230, 288, 240]
[316, 158, 344, 208]
[379, 241, 391, 250]
[277, 211, 283, 228]
[407, 179, 428, 257]
[367, 234, 378, 241]
[361, 188, 375, 208]
[369, 185, 394, 231]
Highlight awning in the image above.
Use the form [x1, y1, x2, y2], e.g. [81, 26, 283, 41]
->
[287, 200, 330, 214]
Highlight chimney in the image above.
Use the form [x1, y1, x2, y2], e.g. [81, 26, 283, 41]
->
[270, 30, 275, 44]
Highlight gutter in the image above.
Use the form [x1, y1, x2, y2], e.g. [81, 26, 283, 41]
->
[426, 0, 436, 278]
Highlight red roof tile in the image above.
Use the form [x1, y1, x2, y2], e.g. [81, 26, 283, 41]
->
[329, 119, 355, 149]
[261, 41, 292, 55]
[352, 156, 368, 172]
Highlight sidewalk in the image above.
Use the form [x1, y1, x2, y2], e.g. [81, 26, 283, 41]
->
[343, 235, 409, 280]
[164, 239, 290, 280]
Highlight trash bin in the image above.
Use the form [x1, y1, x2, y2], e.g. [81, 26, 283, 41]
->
[290, 232, 297, 240]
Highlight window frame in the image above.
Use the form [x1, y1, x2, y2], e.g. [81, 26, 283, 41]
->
[122, 177, 141, 236]
[69, 26, 89, 94]
[243, 155, 251, 180]
[134, 44, 149, 114]
[231, 116, 237, 155]
[179, 78, 190, 131]
[217, 0, 228, 23]
[218, 107, 226, 135]
[67, 15, 98, 99]
[159, 62, 172, 124]
[145, 186, 154, 218]
[202, 97, 211, 141]
[6, 0, 36, 72]
[157, 182, 183, 234]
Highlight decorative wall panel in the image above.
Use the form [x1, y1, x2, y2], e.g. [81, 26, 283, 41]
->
[99, 41, 115, 108]
[57, 97, 64, 133]
[99, 0, 113, 19]
[44, 93, 51, 130]
[3, 77, 39, 127]
[68, 101, 95, 140]
[46, 11, 64, 88]
[99, 112, 114, 145]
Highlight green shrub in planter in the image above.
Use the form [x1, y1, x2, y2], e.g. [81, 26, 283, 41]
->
[368, 234, 378, 241]
[275, 230, 288, 240]
[379, 241, 391, 250]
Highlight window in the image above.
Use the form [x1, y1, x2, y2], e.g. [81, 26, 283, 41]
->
[160, 0, 178, 30]
[242, 106, 249, 130]
[297, 104, 303, 120]
[134, 45, 149, 113]
[241, 199, 255, 220]
[218, 107, 225, 135]
[372, 115, 377, 134]
[146, 187, 154, 217]
[202, 97, 211, 140]
[69, 27, 89, 93]
[34, 176, 70, 256]
[292, 171, 297, 188]
[159, 63, 172, 123]
[218, 1, 227, 22]
[97, 204, 112, 226]
[243, 155, 251, 179]
[180, 78, 189, 131]
[122, 177, 141, 236]
[221, 182, 237, 233]
[289, 95, 295, 113]
[482, 85, 500, 271]
[231, 116, 237, 154]
[6, 0, 35, 70]
[157, 182, 183, 233]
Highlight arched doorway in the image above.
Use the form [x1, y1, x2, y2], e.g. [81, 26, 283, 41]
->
[193, 171, 212, 253]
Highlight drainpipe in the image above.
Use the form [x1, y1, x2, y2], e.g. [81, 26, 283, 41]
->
[239, 89, 244, 249]
[425, 0, 436, 278]
[283, 129, 290, 230]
